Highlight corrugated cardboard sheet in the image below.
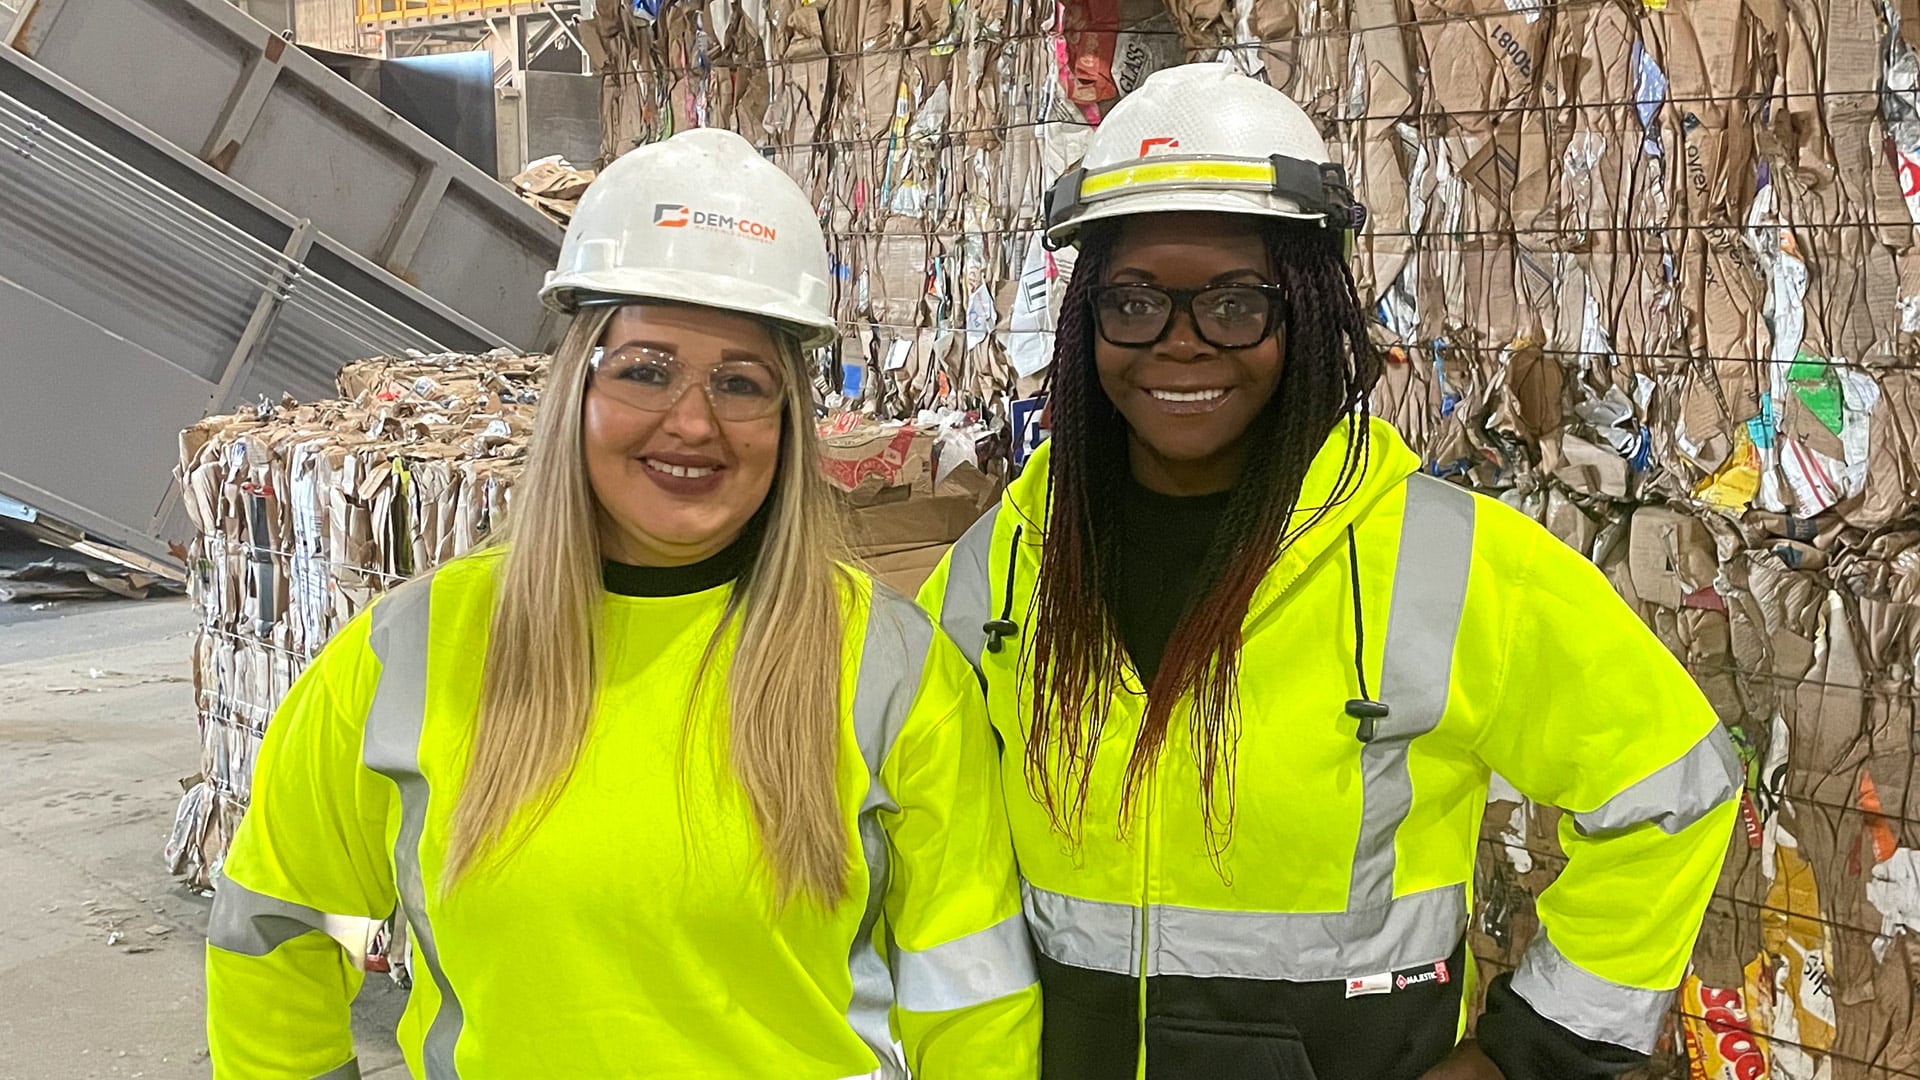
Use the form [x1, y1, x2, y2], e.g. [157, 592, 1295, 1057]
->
[511, 156, 597, 225]
[588, 0, 1920, 1071]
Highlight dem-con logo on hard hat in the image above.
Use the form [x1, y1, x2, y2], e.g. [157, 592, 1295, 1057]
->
[653, 203, 778, 243]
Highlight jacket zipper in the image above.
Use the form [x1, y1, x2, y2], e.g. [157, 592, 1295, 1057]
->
[1129, 555, 1303, 1080]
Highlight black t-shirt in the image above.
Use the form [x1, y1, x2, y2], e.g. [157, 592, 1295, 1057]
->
[1112, 478, 1231, 684]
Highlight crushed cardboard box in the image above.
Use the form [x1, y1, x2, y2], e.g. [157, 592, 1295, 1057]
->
[0, 555, 179, 603]
[510, 155, 598, 226]
[168, 350, 544, 891]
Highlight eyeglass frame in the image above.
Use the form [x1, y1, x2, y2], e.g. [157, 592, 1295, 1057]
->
[1086, 282, 1291, 350]
[588, 344, 791, 421]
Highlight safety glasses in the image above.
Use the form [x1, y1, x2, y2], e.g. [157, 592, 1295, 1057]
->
[589, 346, 786, 421]
[1088, 283, 1289, 350]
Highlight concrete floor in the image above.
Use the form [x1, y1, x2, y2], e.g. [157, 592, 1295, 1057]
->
[0, 587, 406, 1079]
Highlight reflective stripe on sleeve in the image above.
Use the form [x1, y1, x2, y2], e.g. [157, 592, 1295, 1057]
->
[894, 912, 1038, 1013]
[1510, 928, 1674, 1053]
[1571, 725, 1742, 837]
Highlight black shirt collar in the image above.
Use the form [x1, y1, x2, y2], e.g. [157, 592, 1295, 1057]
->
[601, 518, 763, 597]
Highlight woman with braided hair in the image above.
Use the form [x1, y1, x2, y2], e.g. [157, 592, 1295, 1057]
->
[920, 63, 1740, 1080]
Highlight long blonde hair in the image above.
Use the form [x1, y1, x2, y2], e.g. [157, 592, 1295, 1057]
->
[446, 305, 852, 906]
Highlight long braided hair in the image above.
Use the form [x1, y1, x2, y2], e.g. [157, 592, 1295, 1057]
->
[1023, 217, 1384, 854]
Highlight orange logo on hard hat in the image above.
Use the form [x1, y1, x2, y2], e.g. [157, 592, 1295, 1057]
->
[653, 202, 776, 243]
[1139, 137, 1181, 156]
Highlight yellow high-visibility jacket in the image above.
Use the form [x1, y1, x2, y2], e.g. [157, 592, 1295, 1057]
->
[207, 550, 1041, 1079]
[918, 417, 1740, 1080]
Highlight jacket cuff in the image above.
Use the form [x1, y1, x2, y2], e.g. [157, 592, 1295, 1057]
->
[1477, 972, 1647, 1080]
[1507, 928, 1672, 1051]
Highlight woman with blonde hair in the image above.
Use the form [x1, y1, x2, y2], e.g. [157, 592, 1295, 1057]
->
[206, 128, 1041, 1079]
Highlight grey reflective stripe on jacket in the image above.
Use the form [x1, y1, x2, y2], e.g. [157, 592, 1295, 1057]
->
[938, 506, 1001, 669]
[1349, 475, 1476, 914]
[206, 873, 380, 970]
[1571, 725, 1743, 837]
[894, 912, 1036, 1012]
[845, 585, 1038, 1074]
[1024, 882, 1467, 981]
[362, 577, 464, 1080]
[1511, 929, 1674, 1053]
[313, 1059, 363, 1080]
[844, 587, 931, 1078]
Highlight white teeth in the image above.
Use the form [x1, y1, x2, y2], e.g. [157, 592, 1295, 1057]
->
[645, 459, 718, 479]
[1149, 388, 1227, 403]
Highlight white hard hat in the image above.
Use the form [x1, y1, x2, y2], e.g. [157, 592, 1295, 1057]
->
[1044, 63, 1366, 248]
[541, 128, 839, 349]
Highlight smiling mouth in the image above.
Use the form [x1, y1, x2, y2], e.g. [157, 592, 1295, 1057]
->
[641, 457, 721, 479]
[1147, 388, 1229, 403]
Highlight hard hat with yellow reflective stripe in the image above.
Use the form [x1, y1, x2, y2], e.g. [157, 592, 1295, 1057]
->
[1044, 63, 1366, 248]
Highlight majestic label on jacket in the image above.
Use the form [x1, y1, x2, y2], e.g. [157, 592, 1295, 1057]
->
[1344, 959, 1451, 999]
[1396, 960, 1451, 991]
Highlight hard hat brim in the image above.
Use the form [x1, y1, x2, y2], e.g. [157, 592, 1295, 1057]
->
[541, 267, 840, 350]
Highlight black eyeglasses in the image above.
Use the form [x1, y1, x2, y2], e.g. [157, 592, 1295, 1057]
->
[1088, 283, 1289, 350]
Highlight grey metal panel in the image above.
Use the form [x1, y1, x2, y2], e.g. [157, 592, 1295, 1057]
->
[385, 51, 494, 174]
[0, 47, 505, 355]
[0, 46, 299, 247]
[236, 303, 366, 406]
[524, 71, 599, 167]
[0, 187, 256, 384]
[0, 277, 220, 553]
[409, 185, 553, 347]
[237, 0, 291, 33]
[229, 73, 418, 254]
[241, 263, 466, 409]
[302, 238, 508, 352]
[25, 0, 253, 156]
[0, 98, 268, 384]
[255, 11, 559, 345]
